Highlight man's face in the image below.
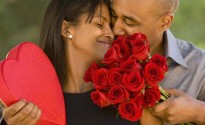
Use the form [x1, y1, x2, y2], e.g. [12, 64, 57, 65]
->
[111, 0, 163, 49]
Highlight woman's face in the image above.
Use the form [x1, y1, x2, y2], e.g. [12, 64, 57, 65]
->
[67, 3, 114, 62]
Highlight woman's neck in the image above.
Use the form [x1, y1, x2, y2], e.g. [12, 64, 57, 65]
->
[62, 45, 94, 93]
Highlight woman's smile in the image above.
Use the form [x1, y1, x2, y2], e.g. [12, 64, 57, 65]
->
[97, 37, 112, 51]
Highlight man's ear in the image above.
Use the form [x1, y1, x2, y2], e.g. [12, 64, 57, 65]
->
[61, 20, 75, 39]
[159, 13, 174, 31]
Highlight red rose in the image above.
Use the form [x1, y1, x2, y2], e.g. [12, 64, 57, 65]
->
[118, 100, 143, 122]
[112, 35, 127, 46]
[120, 58, 142, 73]
[143, 62, 164, 87]
[107, 68, 123, 86]
[108, 85, 129, 104]
[112, 35, 132, 60]
[91, 91, 111, 107]
[92, 68, 109, 89]
[101, 44, 122, 67]
[84, 62, 100, 82]
[150, 54, 168, 73]
[129, 92, 144, 106]
[128, 33, 150, 62]
[122, 71, 145, 92]
[143, 87, 160, 107]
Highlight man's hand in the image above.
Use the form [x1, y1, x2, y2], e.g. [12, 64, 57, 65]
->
[152, 89, 205, 125]
[140, 108, 163, 125]
[2, 100, 41, 125]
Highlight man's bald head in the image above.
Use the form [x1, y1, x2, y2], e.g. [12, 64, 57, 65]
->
[154, 0, 180, 16]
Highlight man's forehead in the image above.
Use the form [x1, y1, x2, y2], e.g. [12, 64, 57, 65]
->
[110, 0, 157, 13]
[110, 0, 148, 11]
[110, 0, 156, 6]
[110, 0, 158, 22]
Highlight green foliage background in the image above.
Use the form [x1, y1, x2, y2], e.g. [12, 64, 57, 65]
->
[0, 0, 205, 60]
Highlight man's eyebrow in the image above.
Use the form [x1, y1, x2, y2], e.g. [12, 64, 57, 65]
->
[124, 16, 136, 21]
[123, 15, 142, 24]
[110, 8, 141, 23]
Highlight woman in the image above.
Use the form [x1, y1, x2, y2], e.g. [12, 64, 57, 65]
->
[1, 0, 162, 124]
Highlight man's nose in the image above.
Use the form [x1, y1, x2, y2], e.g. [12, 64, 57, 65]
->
[112, 19, 126, 36]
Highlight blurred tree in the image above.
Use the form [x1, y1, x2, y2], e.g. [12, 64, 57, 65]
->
[171, 0, 205, 49]
[0, 0, 49, 59]
[0, 0, 205, 60]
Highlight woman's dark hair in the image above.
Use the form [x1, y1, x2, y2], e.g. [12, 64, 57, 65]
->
[39, 0, 111, 84]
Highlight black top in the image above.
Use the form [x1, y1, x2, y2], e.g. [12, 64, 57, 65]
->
[64, 90, 139, 125]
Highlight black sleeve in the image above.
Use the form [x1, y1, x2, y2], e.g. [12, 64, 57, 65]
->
[0, 108, 2, 122]
[0, 108, 6, 125]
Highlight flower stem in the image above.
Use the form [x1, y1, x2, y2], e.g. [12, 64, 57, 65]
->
[159, 86, 170, 99]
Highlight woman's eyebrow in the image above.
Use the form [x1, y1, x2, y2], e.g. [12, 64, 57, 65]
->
[95, 15, 108, 22]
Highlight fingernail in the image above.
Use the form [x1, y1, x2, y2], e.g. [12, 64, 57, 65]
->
[21, 99, 27, 102]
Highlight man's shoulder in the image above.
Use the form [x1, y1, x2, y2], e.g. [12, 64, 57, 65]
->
[176, 38, 205, 57]
[177, 39, 204, 55]
[165, 30, 205, 62]
[176, 38, 205, 69]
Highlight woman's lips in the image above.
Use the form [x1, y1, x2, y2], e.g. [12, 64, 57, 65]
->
[98, 41, 111, 48]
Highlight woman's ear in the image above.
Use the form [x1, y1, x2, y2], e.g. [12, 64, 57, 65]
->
[61, 20, 74, 39]
[159, 13, 174, 32]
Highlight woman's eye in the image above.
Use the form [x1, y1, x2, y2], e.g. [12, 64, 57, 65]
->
[96, 23, 104, 28]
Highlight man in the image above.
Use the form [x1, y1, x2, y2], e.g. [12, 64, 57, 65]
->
[110, 0, 205, 124]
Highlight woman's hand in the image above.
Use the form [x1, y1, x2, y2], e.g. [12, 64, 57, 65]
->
[2, 100, 41, 125]
[140, 108, 163, 125]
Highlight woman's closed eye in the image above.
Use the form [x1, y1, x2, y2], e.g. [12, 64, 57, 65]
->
[96, 23, 104, 28]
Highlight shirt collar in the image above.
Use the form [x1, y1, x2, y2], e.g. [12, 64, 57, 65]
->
[164, 30, 188, 68]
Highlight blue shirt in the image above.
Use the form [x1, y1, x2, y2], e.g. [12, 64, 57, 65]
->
[161, 30, 205, 101]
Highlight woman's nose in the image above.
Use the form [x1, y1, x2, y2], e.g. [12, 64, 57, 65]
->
[105, 27, 114, 41]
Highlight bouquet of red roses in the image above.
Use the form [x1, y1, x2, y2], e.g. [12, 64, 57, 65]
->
[84, 33, 192, 125]
[84, 33, 168, 122]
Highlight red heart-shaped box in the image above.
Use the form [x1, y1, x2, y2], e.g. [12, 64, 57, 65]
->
[0, 42, 66, 125]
